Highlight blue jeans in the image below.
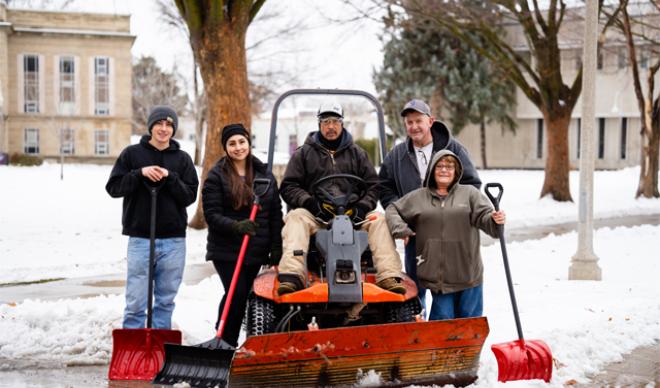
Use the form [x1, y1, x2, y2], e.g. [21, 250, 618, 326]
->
[123, 237, 186, 329]
[404, 236, 426, 311]
[428, 284, 483, 321]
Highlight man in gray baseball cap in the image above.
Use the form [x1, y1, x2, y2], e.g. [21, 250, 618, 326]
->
[379, 98, 481, 312]
[400, 99, 432, 116]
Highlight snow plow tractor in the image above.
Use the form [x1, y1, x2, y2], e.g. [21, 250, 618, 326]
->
[155, 89, 490, 388]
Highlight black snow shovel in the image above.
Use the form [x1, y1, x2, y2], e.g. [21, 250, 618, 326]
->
[153, 178, 271, 388]
[108, 181, 182, 381]
[485, 183, 553, 383]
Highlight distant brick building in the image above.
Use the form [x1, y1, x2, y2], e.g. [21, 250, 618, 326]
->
[0, 4, 134, 163]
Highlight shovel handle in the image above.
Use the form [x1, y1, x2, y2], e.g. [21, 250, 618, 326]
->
[484, 183, 503, 211]
[484, 183, 525, 341]
[216, 178, 272, 339]
[143, 181, 165, 329]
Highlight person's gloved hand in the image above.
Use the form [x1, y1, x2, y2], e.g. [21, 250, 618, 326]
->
[231, 219, 259, 236]
[347, 204, 369, 223]
[303, 197, 334, 221]
[269, 245, 282, 266]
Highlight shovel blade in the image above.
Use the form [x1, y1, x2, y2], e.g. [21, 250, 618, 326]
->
[108, 328, 182, 380]
[153, 342, 234, 388]
[491, 339, 552, 382]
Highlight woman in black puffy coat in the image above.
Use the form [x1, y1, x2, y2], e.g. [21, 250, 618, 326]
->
[202, 123, 283, 346]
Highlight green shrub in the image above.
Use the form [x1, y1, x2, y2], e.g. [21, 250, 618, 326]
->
[9, 153, 43, 166]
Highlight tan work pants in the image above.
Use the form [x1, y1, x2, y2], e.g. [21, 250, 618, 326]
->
[278, 208, 402, 283]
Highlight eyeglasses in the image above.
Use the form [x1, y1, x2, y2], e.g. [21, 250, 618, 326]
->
[435, 163, 455, 171]
[319, 117, 343, 125]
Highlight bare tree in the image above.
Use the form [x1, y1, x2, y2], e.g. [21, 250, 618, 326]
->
[132, 56, 189, 135]
[156, 0, 308, 228]
[386, 0, 596, 201]
[605, 1, 660, 198]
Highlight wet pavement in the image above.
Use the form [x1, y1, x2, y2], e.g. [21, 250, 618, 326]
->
[0, 263, 215, 304]
[1, 213, 659, 387]
[578, 341, 660, 387]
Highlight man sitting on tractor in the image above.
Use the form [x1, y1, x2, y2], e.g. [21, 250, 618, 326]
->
[277, 102, 405, 295]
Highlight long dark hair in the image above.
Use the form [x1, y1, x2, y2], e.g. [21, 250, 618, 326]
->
[221, 154, 254, 210]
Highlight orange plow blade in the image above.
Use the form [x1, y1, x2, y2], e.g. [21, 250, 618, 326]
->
[230, 317, 489, 387]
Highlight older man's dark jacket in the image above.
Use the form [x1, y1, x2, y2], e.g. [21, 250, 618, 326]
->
[280, 130, 379, 212]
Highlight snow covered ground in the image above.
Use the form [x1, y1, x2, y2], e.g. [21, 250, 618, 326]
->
[0, 163, 659, 386]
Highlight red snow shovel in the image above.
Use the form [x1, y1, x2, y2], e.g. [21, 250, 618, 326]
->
[485, 183, 553, 383]
[108, 182, 182, 380]
[153, 178, 271, 388]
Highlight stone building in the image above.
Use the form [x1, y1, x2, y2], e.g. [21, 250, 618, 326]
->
[0, 4, 134, 163]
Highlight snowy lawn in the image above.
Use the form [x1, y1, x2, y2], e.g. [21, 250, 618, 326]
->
[0, 163, 659, 386]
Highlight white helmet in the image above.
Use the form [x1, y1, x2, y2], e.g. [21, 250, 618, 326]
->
[317, 102, 343, 118]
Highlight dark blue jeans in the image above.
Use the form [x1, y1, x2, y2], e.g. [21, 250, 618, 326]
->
[404, 236, 426, 311]
[428, 284, 483, 321]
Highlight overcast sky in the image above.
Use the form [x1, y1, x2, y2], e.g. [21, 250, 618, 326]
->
[37, 0, 386, 95]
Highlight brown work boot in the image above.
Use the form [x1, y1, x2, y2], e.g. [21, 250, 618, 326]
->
[277, 274, 304, 296]
[376, 277, 406, 294]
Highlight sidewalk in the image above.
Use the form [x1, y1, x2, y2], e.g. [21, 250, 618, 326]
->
[579, 341, 660, 386]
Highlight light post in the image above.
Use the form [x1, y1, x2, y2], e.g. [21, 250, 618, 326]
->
[569, 0, 602, 280]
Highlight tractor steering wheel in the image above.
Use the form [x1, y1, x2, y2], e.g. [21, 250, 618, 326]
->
[309, 174, 368, 214]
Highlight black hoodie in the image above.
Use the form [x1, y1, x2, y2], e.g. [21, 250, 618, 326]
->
[106, 135, 199, 238]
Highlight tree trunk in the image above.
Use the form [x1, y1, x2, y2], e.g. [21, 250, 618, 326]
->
[479, 118, 488, 169]
[188, 23, 251, 229]
[540, 111, 573, 201]
[193, 110, 205, 165]
[192, 60, 205, 166]
[636, 97, 660, 198]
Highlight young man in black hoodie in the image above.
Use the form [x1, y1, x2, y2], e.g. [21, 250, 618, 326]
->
[379, 99, 481, 309]
[276, 102, 405, 296]
[106, 105, 198, 329]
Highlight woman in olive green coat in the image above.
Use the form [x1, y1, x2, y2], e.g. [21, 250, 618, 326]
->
[385, 149, 505, 320]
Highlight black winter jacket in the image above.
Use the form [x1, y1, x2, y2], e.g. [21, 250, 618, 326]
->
[202, 156, 283, 265]
[379, 121, 481, 209]
[106, 135, 198, 238]
[280, 130, 379, 212]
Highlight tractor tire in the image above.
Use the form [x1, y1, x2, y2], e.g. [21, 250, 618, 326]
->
[247, 294, 276, 337]
[385, 298, 422, 323]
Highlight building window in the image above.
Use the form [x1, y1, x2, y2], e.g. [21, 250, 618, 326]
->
[597, 49, 603, 70]
[94, 57, 110, 115]
[95, 129, 109, 155]
[618, 48, 627, 69]
[598, 118, 606, 159]
[639, 48, 649, 69]
[60, 128, 75, 155]
[24, 128, 39, 154]
[23, 55, 40, 113]
[576, 118, 581, 159]
[536, 118, 544, 159]
[59, 56, 75, 106]
[575, 50, 582, 70]
[620, 117, 627, 160]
